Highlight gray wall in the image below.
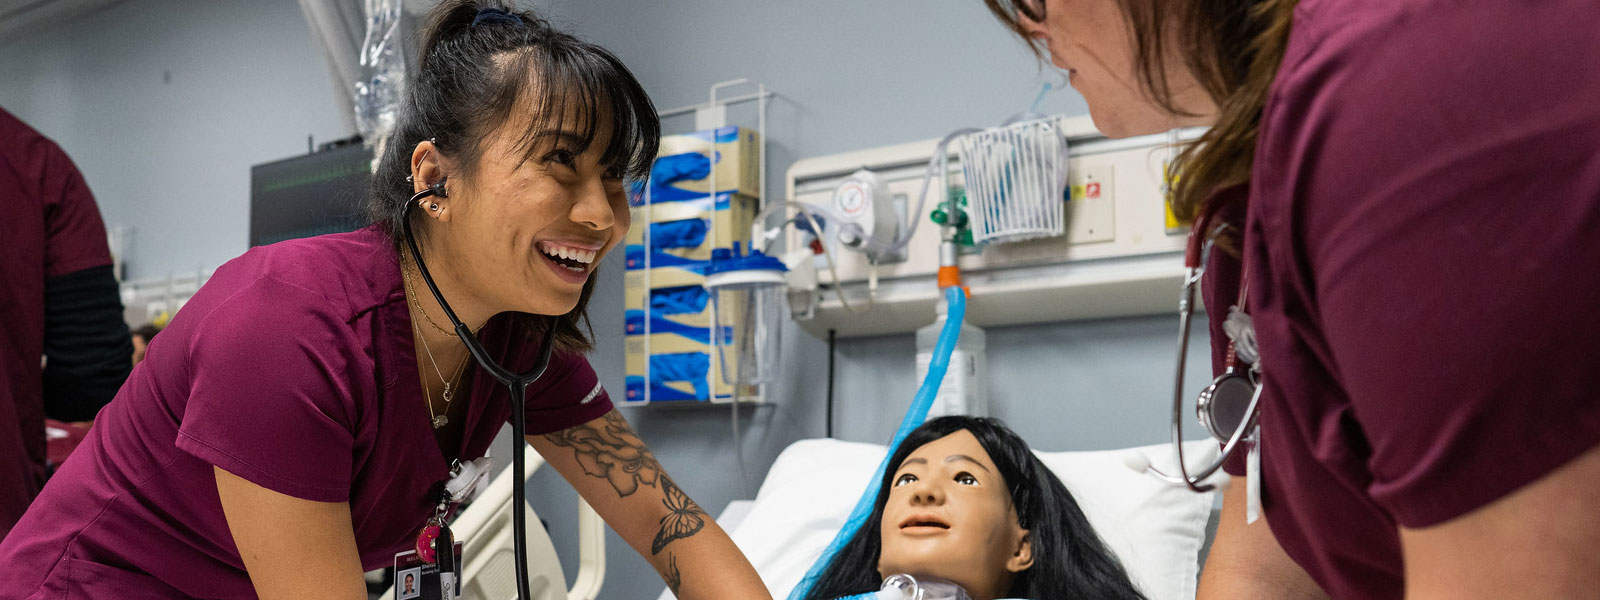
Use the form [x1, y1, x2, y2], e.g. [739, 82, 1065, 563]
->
[4, 1, 1215, 598]
[529, 1, 1217, 598]
[0, 0, 352, 281]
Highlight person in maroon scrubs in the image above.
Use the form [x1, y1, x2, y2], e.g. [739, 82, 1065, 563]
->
[0, 107, 132, 540]
[983, 0, 1600, 598]
[0, 3, 768, 598]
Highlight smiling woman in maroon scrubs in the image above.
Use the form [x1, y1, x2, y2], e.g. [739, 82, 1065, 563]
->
[0, 2, 768, 599]
[983, 0, 1600, 599]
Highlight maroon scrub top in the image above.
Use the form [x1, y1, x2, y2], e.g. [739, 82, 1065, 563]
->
[0, 109, 113, 538]
[1209, 1, 1600, 598]
[0, 226, 613, 598]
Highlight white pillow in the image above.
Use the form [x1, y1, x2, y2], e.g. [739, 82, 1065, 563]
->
[716, 438, 1222, 600]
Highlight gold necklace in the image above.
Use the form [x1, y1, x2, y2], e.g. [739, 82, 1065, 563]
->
[401, 262, 464, 338]
[413, 318, 469, 428]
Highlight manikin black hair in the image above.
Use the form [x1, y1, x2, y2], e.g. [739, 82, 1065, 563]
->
[804, 416, 1149, 600]
[368, 0, 659, 353]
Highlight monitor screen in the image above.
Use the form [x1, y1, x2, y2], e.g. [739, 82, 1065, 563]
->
[249, 143, 374, 247]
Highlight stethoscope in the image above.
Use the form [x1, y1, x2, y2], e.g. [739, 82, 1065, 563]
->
[405, 177, 555, 600]
[1138, 203, 1264, 493]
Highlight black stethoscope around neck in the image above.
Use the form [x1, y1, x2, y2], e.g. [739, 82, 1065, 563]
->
[404, 178, 554, 600]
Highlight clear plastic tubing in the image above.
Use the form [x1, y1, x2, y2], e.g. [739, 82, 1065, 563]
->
[860, 128, 983, 258]
[787, 285, 969, 600]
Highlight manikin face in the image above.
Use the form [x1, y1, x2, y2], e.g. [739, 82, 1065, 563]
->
[411, 105, 629, 318]
[878, 430, 1034, 600]
[1013, 0, 1216, 137]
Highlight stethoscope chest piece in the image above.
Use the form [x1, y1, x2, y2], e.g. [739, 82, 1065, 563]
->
[1197, 366, 1259, 444]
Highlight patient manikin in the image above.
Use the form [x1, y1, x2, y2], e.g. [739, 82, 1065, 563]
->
[802, 416, 1147, 600]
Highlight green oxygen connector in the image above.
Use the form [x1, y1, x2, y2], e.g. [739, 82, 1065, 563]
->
[930, 186, 976, 247]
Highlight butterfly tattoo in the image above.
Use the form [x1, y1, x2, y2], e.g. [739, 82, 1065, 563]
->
[652, 475, 706, 555]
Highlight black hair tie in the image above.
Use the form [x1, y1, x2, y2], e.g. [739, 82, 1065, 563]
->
[472, 7, 522, 27]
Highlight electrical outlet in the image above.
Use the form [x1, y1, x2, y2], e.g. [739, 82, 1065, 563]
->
[1068, 164, 1115, 244]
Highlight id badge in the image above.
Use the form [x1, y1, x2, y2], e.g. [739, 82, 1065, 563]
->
[393, 543, 463, 600]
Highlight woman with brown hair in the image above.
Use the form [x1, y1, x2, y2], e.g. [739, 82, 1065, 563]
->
[983, 1, 1600, 598]
[0, 2, 769, 598]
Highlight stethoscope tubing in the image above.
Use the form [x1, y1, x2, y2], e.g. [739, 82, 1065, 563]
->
[403, 185, 555, 600]
[1144, 212, 1259, 492]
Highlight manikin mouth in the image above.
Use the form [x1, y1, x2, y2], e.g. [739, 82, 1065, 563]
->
[899, 515, 951, 530]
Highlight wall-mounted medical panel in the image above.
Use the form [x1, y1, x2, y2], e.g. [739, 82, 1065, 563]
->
[786, 116, 1201, 338]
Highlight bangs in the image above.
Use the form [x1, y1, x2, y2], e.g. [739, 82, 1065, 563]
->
[487, 44, 660, 182]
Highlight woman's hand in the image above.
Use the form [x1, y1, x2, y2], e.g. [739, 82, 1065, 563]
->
[215, 466, 368, 600]
[531, 410, 771, 599]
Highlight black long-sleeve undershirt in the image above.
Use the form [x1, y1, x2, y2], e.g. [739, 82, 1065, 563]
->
[42, 264, 132, 421]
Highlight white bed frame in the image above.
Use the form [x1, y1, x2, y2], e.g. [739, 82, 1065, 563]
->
[380, 446, 606, 600]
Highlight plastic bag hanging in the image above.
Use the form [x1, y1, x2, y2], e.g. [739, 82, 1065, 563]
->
[354, 0, 405, 153]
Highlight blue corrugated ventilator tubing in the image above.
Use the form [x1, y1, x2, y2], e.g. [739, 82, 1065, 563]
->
[788, 285, 969, 600]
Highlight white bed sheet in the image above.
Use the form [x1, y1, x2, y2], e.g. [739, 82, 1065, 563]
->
[661, 438, 1223, 600]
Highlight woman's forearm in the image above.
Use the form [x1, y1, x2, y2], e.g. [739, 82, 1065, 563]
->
[530, 412, 770, 599]
[645, 518, 769, 599]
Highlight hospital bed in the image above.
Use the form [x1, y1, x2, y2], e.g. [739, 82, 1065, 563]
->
[657, 438, 1225, 600]
[394, 437, 1221, 600]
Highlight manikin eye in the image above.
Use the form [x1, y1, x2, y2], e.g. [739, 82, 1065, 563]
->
[894, 473, 918, 487]
[955, 472, 979, 486]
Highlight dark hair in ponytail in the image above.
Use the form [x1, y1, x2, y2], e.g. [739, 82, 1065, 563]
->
[982, 0, 1298, 240]
[804, 416, 1148, 600]
[368, 1, 659, 352]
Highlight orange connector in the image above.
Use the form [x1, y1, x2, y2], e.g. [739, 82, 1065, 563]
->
[936, 265, 970, 297]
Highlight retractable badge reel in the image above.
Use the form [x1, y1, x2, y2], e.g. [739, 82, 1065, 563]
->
[398, 455, 492, 600]
[1201, 309, 1264, 523]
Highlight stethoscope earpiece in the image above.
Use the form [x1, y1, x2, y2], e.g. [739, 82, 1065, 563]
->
[409, 176, 450, 213]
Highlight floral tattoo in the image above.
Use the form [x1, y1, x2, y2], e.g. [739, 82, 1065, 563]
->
[543, 411, 662, 497]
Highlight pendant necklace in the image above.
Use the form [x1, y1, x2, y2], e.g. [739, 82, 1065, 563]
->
[403, 262, 473, 429]
[413, 319, 468, 429]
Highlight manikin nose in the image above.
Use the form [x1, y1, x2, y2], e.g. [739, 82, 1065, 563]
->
[908, 480, 945, 505]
